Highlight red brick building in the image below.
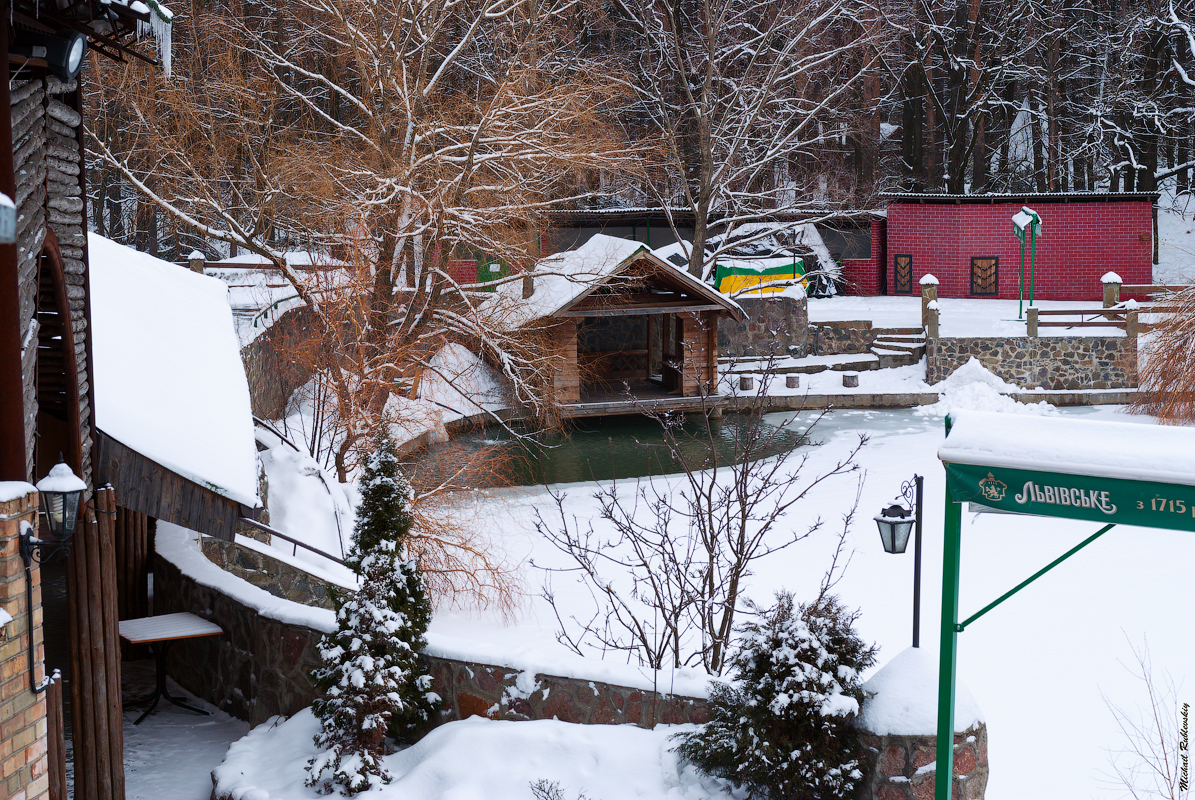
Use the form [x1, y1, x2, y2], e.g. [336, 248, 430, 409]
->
[841, 193, 1157, 301]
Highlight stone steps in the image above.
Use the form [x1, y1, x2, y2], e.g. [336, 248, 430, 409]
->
[871, 326, 926, 369]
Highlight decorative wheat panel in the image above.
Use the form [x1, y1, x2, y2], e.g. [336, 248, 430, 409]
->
[894, 254, 913, 294]
[971, 257, 998, 295]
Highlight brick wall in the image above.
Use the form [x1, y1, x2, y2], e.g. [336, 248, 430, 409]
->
[886, 198, 1153, 300]
[840, 218, 888, 296]
[0, 487, 49, 800]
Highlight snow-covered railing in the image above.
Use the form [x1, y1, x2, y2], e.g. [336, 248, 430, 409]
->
[237, 516, 346, 566]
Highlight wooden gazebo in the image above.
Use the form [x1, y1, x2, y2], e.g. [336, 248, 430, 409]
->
[511, 235, 744, 416]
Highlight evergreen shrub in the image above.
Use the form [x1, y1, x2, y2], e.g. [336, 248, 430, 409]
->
[674, 592, 877, 800]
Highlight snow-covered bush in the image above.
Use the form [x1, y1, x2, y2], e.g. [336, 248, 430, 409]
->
[306, 433, 439, 794]
[674, 592, 877, 800]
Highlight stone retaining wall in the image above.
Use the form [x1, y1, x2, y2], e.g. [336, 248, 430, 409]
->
[717, 295, 808, 358]
[927, 336, 1136, 389]
[153, 550, 707, 728]
[809, 321, 878, 356]
[856, 723, 988, 800]
[200, 537, 336, 610]
[240, 305, 321, 419]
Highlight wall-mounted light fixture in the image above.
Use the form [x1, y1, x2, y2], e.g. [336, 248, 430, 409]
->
[19, 461, 86, 693]
[10, 29, 89, 81]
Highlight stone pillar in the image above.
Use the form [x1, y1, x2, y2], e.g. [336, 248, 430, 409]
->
[920, 274, 939, 328]
[188, 250, 206, 274]
[0, 484, 51, 800]
[857, 723, 989, 800]
[855, 647, 988, 800]
[1102, 273, 1122, 308]
[1027, 307, 1039, 337]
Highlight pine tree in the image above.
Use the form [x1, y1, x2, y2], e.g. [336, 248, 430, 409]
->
[306, 433, 440, 795]
[674, 592, 877, 800]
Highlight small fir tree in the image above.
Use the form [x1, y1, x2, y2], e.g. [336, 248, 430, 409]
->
[674, 592, 877, 800]
[306, 433, 439, 795]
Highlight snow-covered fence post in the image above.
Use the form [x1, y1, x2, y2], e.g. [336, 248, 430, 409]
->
[1102, 272, 1122, 308]
[854, 648, 989, 800]
[920, 274, 939, 328]
[188, 250, 205, 274]
[925, 301, 940, 340]
[1027, 307, 1039, 337]
[1126, 306, 1140, 342]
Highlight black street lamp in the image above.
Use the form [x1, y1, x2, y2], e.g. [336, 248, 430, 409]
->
[19, 460, 85, 693]
[874, 474, 924, 647]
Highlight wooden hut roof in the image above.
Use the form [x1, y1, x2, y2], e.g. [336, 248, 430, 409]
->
[493, 234, 744, 325]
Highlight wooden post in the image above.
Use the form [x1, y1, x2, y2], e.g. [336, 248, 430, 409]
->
[1126, 309, 1139, 342]
[187, 252, 205, 274]
[48, 678, 67, 800]
[1103, 278, 1121, 308]
[926, 304, 940, 340]
[69, 486, 124, 800]
[1027, 307, 1039, 337]
[920, 277, 939, 328]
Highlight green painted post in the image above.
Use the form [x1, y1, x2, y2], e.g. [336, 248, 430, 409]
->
[1018, 236, 1026, 319]
[1028, 225, 1037, 308]
[936, 476, 963, 800]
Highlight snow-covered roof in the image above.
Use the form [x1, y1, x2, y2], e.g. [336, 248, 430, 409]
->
[209, 251, 345, 269]
[89, 233, 260, 507]
[489, 234, 742, 326]
[939, 410, 1195, 486]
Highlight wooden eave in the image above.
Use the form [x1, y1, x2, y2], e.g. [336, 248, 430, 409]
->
[556, 250, 745, 322]
[96, 430, 243, 542]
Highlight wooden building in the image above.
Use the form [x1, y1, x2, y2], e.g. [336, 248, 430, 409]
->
[0, 4, 260, 799]
[496, 234, 744, 416]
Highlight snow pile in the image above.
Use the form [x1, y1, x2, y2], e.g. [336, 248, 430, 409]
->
[256, 426, 355, 579]
[1101, 272, 1123, 284]
[36, 462, 86, 493]
[858, 647, 983, 735]
[940, 409, 1195, 485]
[416, 344, 508, 422]
[213, 711, 742, 800]
[0, 481, 36, 503]
[156, 522, 336, 632]
[89, 233, 260, 507]
[917, 357, 1055, 419]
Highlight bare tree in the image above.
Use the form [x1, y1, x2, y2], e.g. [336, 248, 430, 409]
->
[607, 0, 885, 279]
[87, 0, 643, 476]
[1130, 285, 1195, 423]
[1101, 637, 1190, 800]
[535, 367, 866, 675]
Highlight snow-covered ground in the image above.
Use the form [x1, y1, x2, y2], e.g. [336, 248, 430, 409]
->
[424, 401, 1194, 800]
[123, 682, 249, 800]
[214, 711, 743, 800]
[160, 198, 1195, 799]
[198, 393, 1193, 799]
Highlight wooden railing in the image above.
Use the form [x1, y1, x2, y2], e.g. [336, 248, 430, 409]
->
[237, 516, 347, 566]
[1026, 306, 1141, 337]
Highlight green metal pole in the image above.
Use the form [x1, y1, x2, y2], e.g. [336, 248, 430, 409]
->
[936, 476, 963, 800]
[1028, 226, 1037, 308]
[1018, 236, 1026, 319]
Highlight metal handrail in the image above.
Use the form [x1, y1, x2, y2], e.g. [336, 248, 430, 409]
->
[237, 516, 347, 566]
